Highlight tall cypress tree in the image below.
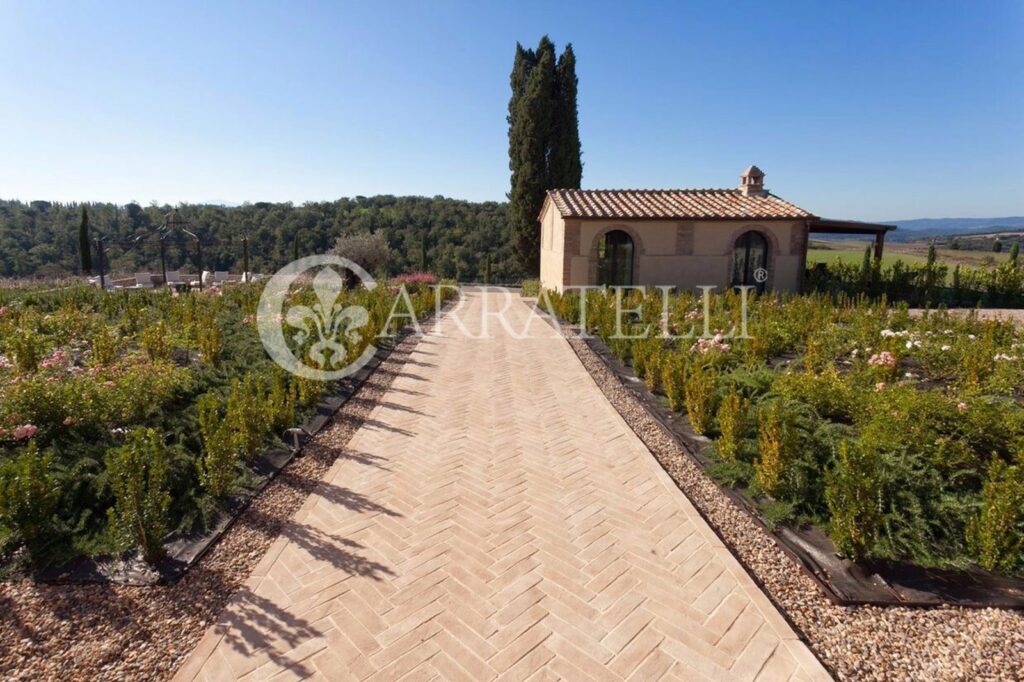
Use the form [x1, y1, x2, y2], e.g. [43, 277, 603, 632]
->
[508, 36, 580, 276]
[78, 206, 92, 275]
[550, 44, 583, 188]
[509, 38, 555, 274]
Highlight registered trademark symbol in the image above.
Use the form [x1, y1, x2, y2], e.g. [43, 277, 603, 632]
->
[753, 267, 768, 283]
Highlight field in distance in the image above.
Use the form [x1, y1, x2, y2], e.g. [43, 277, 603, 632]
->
[807, 238, 1018, 269]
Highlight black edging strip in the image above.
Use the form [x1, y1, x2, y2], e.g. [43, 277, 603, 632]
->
[540, 308, 1024, 610]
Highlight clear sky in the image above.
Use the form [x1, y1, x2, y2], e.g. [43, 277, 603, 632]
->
[1, 1, 1022, 221]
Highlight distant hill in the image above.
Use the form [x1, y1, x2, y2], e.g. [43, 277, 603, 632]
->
[887, 217, 1024, 232]
[879, 217, 1024, 242]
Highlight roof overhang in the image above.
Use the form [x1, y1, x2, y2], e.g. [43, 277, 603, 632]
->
[808, 218, 896, 235]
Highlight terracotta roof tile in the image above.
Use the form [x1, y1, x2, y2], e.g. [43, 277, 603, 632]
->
[546, 188, 814, 221]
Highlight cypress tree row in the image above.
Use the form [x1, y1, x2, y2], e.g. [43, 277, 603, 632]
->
[508, 36, 582, 275]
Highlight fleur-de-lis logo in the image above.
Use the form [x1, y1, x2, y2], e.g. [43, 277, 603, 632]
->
[284, 268, 369, 368]
[257, 255, 378, 380]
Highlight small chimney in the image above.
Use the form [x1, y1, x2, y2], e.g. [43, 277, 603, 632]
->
[739, 165, 767, 197]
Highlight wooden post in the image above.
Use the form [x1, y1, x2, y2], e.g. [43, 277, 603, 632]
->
[873, 231, 885, 261]
[159, 238, 167, 286]
[196, 239, 203, 291]
[96, 237, 106, 290]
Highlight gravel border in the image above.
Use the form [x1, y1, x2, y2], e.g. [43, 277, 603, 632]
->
[566, 331, 1024, 682]
[0, 333, 422, 681]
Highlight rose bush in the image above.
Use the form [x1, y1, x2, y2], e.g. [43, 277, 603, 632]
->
[545, 286, 1024, 575]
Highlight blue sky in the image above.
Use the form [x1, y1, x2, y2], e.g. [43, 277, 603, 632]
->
[1, 1, 1021, 221]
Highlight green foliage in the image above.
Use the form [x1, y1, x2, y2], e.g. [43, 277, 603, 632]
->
[225, 374, 268, 463]
[7, 326, 42, 374]
[0, 197, 516, 283]
[197, 321, 223, 368]
[967, 458, 1024, 572]
[508, 36, 581, 275]
[715, 386, 748, 462]
[551, 286, 1024, 574]
[774, 366, 860, 422]
[520, 279, 540, 297]
[683, 362, 717, 435]
[631, 337, 663, 391]
[754, 401, 798, 498]
[105, 428, 171, 564]
[661, 353, 686, 413]
[266, 370, 298, 432]
[90, 326, 119, 366]
[196, 393, 238, 500]
[825, 440, 883, 560]
[140, 320, 172, 362]
[79, 206, 92, 275]
[0, 443, 61, 558]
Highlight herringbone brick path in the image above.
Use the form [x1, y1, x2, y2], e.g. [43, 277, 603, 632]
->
[175, 290, 830, 681]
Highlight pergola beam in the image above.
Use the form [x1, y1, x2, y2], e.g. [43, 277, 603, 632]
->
[808, 218, 896, 262]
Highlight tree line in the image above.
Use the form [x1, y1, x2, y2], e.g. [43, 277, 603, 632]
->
[0, 196, 519, 281]
[1, 35, 580, 282]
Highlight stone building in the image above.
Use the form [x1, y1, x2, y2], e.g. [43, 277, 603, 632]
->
[538, 165, 893, 293]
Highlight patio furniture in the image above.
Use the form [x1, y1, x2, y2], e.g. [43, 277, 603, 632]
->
[213, 270, 231, 286]
[130, 273, 156, 289]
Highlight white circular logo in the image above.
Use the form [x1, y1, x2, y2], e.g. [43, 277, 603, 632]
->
[753, 267, 769, 283]
[257, 255, 378, 380]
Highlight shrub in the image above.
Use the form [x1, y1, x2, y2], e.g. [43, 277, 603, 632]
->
[661, 353, 686, 412]
[683, 362, 717, 435]
[332, 232, 391, 277]
[0, 442, 61, 558]
[90, 326, 119, 366]
[967, 458, 1024, 572]
[715, 387, 748, 462]
[226, 374, 268, 462]
[7, 327, 42, 374]
[197, 322, 223, 368]
[520, 279, 540, 297]
[196, 393, 238, 499]
[825, 440, 883, 560]
[754, 401, 797, 498]
[140, 320, 172, 362]
[105, 428, 171, 564]
[266, 370, 298, 431]
[631, 337, 663, 391]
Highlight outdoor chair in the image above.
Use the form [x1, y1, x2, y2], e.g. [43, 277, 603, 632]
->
[130, 272, 155, 289]
[213, 270, 231, 286]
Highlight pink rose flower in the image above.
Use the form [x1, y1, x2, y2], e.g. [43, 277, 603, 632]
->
[957, 402, 968, 413]
[13, 424, 38, 440]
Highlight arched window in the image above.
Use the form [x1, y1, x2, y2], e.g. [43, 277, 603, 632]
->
[597, 230, 634, 286]
[732, 230, 769, 291]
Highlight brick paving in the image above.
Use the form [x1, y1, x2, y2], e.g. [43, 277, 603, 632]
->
[174, 289, 830, 681]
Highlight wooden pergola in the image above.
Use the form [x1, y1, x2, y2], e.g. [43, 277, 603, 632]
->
[808, 218, 897, 260]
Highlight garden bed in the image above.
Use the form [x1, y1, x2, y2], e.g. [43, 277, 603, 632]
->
[574, 325, 1024, 608]
[29, 332, 404, 585]
[535, 301, 1024, 680]
[536, 287, 1024, 601]
[0, 279, 452, 582]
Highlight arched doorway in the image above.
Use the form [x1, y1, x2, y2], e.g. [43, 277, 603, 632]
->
[597, 230, 634, 286]
[732, 230, 769, 291]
